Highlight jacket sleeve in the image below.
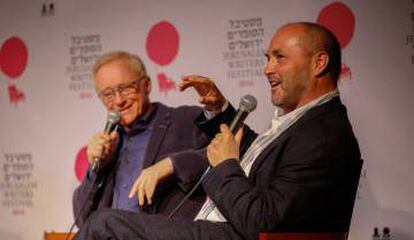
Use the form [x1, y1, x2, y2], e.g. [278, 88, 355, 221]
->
[194, 104, 237, 139]
[171, 104, 253, 191]
[166, 106, 214, 191]
[72, 169, 99, 227]
[72, 158, 117, 227]
[170, 148, 209, 191]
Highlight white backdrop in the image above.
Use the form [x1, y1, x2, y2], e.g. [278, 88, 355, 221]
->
[1, 0, 413, 239]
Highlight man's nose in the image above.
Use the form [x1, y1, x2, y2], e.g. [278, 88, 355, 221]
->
[113, 91, 125, 105]
[264, 62, 273, 76]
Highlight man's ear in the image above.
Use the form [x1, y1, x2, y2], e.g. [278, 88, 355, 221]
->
[144, 76, 152, 94]
[312, 51, 329, 77]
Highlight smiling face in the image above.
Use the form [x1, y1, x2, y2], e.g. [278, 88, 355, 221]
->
[264, 25, 314, 113]
[94, 58, 151, 128]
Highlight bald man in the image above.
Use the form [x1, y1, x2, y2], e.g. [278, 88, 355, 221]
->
[74, 22, 361, 240]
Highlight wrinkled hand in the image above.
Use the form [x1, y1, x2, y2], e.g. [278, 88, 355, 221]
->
[179, 75, 226, 113]
[207, 124, 243, 167]
[129, 157, 174, 207]
[86, 131, 118, 168]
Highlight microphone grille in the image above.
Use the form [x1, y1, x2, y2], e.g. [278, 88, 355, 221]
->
[239, 94, 257, 113]
[107, 111, 121, 124]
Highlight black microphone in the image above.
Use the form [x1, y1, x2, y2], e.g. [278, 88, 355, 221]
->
[229, 94, 257, 134]
[91, 110, 121, 172]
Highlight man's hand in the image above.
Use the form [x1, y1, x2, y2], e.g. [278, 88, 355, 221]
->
[179, 75, 226, 113]
[207, 124, 243, 167]
[129, 157, 174, 207]
[86, 131, 118, 168]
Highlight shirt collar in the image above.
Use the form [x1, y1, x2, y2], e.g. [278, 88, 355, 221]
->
[271, 89, 340, 129]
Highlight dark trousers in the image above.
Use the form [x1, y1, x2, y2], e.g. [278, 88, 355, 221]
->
[74, 208, 244, 240]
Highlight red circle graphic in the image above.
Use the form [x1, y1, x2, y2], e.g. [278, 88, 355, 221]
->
[317, 2, 355, 49]
[146, 21, 179, 66]
[0, 37, 29, 79]
[74, 146, 89, 182]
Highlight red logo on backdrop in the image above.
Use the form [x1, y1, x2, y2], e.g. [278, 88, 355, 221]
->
[0, 36, 28, 106]
[317, 1, 355, 80]
[146, 21, 180, 95]
[74, 146, 89, 182]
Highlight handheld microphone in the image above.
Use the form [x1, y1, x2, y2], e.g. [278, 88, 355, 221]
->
[229, 94, 257, 134]
[91, 110, 121, 172]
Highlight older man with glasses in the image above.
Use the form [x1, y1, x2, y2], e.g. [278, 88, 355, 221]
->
[72, 51, 210, 227]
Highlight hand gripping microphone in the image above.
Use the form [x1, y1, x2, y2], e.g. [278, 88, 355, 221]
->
[91, 110, 121, 172]
[229, 94, 257, 134]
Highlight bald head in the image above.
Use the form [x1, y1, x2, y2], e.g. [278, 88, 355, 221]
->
[264, 22, 341, 112]
[279, 22, 342, 83]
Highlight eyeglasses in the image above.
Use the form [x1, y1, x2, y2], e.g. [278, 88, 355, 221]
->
[98, 76, 147, 102]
